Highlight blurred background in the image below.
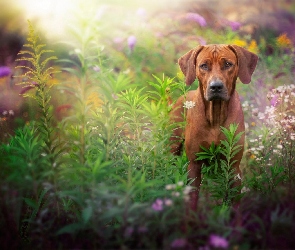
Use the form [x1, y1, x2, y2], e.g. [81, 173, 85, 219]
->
[0, 0, 295, 141]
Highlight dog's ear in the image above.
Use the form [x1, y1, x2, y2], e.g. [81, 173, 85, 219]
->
[178, 46, 203, 85]
[229, 45, 258, 84]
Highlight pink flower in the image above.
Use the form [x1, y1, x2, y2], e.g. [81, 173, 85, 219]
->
[186, 13, 207, 27]
[151, 198, 163, 211]
[127, 35, 137, 52]
[0, 66, 11, 78]
[270, 94, 280, 107]
[209, 234, 229, 249]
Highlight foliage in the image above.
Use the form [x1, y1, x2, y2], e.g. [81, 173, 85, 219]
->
[197, 124, 244, 206]
[1, 3, 295, 249]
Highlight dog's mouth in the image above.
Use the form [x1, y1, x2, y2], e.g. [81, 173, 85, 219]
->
[206, 82, 229, 101]
[206, 92, 229, 101]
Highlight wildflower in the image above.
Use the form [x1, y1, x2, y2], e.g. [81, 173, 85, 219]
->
[241, 186, 250, 193]
[233, 39, 247, 48]
[165, 184, 176, 190]
[0, 66, 11, 78]
[183, 186, 192, 195]
[235, 173, 242, 180]
[171, 238, 187, 248]
[270, 94, 280, 107]
[225, 20, 241, 31]
[177, 181, 184, 186]
[248, 39, 259, 54]
[209, 234, 229, 249]
[8, 110, 14, 116]
[152, 198, 163, 211]
[186, 12, 207, 27]
[183, 101, 195, 109]
[172, 191, 180, 197]
[127, 35, 137, 52]
[276, 33, 293, 48]
[277, 144, 283, 149]
[2, 110, 8, 116]
[93, 65, 100, 72]
[164, 198, 173, 206]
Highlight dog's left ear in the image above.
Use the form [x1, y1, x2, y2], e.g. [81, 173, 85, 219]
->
[229, 45, 258, 84]
[178, 46, 204, 85]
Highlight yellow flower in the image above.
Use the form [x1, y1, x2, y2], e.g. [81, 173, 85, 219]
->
[276, 33, 293, 48]
[248, 39, 259, 54]
[86, 92, 102, 108]
[251, 121, 256, 127]
[233, 39, 247, 48]
[250, 154, 256, 159]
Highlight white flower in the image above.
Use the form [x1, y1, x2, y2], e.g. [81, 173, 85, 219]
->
[183, 101, 195, 109]
[235, 173, 242, 181]
[177, 181, 184, 186]
[165, 184, 176, 190]
[164, 198, 173, 206]
[241, 186, 250, 193]
[8, 110, 14, 116]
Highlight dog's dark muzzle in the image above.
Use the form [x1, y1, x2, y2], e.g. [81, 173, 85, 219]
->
[207, 80, 229, 101]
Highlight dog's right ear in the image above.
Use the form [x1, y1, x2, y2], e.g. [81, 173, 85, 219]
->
[178, 46, 203, 85]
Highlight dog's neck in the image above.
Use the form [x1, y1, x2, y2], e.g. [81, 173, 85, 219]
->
[204, 100, 229, 127]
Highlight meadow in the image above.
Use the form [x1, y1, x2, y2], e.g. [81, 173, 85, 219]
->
[0, 1, 295, 249]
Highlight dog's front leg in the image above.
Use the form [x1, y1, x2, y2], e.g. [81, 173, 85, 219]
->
[188, 161, 202, 211]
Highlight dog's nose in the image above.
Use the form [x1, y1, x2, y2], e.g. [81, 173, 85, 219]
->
[209, 81, 224, 93]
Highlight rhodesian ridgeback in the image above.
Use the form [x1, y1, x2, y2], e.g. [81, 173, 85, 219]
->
[171, 44, 258, 210]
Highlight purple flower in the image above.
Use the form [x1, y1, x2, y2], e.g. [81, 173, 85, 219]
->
[227, 20, 241, 31]
[127, 35, 137, 52]
[171, 238, 187, 248]
[0, 66, 11, 78]
[270, 94, 280, 107]
[186, 13, 207, 27]
[209, 234, 229, 249]
[151, 198, 163, 211]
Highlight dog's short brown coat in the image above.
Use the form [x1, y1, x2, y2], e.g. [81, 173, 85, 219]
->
[171, 44, 258, 210]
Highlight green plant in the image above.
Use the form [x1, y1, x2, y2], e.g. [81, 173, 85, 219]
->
[196, 123, 244, 206]
[16, 21, 60, 167]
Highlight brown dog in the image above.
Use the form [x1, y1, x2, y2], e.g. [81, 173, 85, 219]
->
[171, 44, 258, 210]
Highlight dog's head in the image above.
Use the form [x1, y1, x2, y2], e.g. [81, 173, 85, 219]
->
[178, 44, 258, 101]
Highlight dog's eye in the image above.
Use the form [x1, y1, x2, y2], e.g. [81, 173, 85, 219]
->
[200, 63, 208, 70]
[225, 62, 233, 68]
